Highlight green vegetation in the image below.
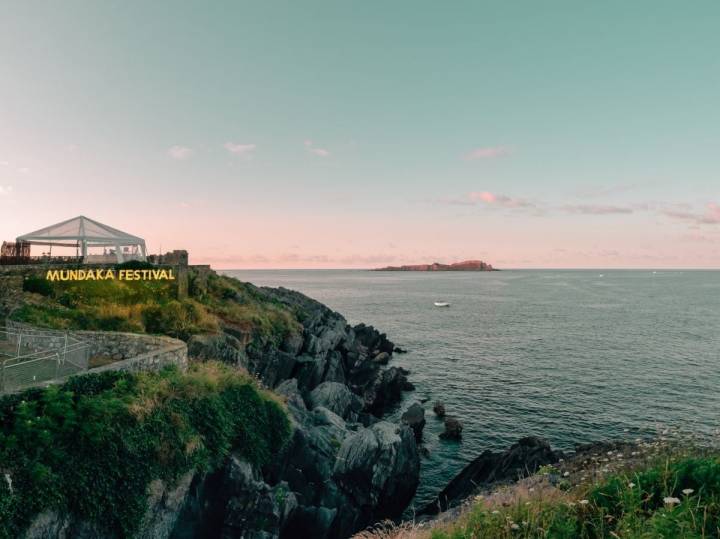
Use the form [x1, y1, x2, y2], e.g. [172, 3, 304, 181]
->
[12, 269, 301, 345]
[0, 361, 291, 538]
[21, 275, 53, 297]
[429, 454, 720, 539]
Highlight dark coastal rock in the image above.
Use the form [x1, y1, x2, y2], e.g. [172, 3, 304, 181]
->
[246, 344, 297, 389]
[361, 366, 414, 416]
[421, 436, 560, 515]
[401, 402, 426, 442]
[263, 389, 419, 538]
[187, 333, 248, 367]
[440, 416, 463, 440]
[433, 401, 446, 418]
[275, 379, 306, 410]
[221, 456, 297, 539]
[23, 472, 197, 539]
[170, 285, 420, 538]
[393, 346, 408, 354]
[333, 422, 420, 519]
[353, 323, 394, 354]
[254, 287, 412, 417]
[307, 381, 363, 421]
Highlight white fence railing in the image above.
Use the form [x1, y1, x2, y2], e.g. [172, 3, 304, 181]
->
[0, 327, 90, 394]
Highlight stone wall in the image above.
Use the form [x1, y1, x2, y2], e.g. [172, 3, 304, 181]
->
[5, 320, 188, 380]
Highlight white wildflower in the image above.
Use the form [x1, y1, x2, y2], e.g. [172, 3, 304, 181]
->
[628, 482, 635, 488]
[510, 523, 520, 530]
[663, 496, 681, 506]
[682, 488, 694, 496]
[492, 510, 500, 515]
[563, 471, 570, 477]
[579, 499, 589, 505]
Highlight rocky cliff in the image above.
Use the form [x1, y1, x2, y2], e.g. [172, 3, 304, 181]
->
[179, 285, 420, 538]
[7, 275, 421, 539]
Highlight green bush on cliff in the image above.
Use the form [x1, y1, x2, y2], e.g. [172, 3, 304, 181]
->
[426, 454, 720, 539]
[21, 275, 53, 297]
[12, 270, 300, 346]
[0, 362, 290, 539]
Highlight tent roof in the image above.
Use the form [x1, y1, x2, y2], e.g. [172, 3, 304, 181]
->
[17, 216, 145, 245]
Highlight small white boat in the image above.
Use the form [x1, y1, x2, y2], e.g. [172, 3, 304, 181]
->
[434, 302, 450, 307]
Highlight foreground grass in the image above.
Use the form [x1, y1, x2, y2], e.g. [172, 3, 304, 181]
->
[400, 455, 720, 539]
[0, 362, 290, 538]
[12, 266, 301, 345]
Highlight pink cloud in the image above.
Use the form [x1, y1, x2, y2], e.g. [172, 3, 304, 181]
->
[464, 146, 509, 161]
[661, 203, 720, 225]
[470, 191, 497, 203]
[467, 191, 534, 208]
[224, 142, 257, 156]
[703, 203, 720, 223]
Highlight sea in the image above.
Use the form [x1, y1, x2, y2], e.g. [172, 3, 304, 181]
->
[222, 269, 720, 509]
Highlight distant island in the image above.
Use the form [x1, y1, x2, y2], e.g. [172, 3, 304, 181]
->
[372, 259, 496, 271]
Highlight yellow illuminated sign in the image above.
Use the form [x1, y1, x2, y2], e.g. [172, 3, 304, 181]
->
[45, 269, 176, 281]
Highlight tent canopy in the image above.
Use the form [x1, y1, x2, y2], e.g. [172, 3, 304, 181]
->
[17, 216, 146, 262]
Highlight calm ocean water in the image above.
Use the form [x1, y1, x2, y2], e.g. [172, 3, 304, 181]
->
[223, 269, 720, 508]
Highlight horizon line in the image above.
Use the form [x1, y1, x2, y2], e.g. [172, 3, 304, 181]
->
[211, 266, 720, 271]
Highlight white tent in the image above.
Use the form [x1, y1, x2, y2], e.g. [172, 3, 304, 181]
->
[17, 215, 147, 263]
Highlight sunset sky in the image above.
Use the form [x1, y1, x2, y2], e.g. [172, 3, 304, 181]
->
[1, 1, 719, 268]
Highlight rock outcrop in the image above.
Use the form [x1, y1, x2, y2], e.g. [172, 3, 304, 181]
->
[308, 382, 364, 422]
[188, 286, 414, 419]
[401, 402, 426, 442]
[440, 416, 463, 440]
[420, 436, 560, 515]
[257, 376, 419, 539]
[334, 422, 420, 520]
[180, 285, 420, 539]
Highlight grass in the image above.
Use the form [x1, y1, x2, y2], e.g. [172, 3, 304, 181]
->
[11, 268, 302, 347]
[0, 361, 291, 538]
[361, 448, 720, 539]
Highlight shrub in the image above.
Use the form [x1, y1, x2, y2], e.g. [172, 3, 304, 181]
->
[0, 362, 290, 539]
[22, 275, 53, 297]
[141, 300, 216, 340]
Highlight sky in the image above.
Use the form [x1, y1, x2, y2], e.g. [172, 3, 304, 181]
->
[1, 1, 719, 269]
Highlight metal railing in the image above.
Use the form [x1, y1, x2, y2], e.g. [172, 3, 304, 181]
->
[0, 327, 90, 394]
